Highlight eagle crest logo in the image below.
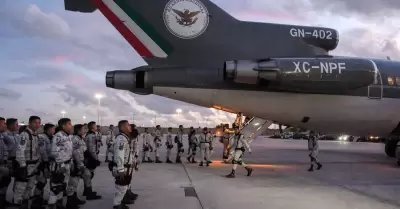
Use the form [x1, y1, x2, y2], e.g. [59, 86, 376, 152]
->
[172, 9, 201, 27]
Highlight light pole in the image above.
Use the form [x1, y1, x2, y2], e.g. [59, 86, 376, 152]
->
[131, 113, 135, 124]
[94, 93, 103, 125]
[61, 110, 66, 118]
[83, 116, 86, 123]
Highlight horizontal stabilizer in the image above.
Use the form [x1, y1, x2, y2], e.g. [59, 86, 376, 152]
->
[64, 0, 97, 13]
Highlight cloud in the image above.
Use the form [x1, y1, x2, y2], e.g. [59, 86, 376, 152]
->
[0, 1, 399, 127]
[309, 0, 400, 18]
[0, 88, 22, 100]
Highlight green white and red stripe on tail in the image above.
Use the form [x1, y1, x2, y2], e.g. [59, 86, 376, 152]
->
[91, 0, 173, 58]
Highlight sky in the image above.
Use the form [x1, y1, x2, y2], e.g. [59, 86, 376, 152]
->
[0, 0, 399, 127]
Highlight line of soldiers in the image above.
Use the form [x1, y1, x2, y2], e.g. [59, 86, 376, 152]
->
[117, 123, 254, 178]
[0, 116, 126, 209]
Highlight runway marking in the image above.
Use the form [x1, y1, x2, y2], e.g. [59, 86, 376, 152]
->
[181, 163, 205, 209]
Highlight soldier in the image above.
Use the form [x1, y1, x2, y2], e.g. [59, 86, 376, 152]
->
[308, 131, 322, 172]
[174, 125, 184, 163]
[70, 124, 101, 206]
[142, 128, 153, 163]
[13, 116, 42, 209]
[113, 120, 135, 209]
[186, 127, 198, 164]
[0, 117, 11, 206]
[84, 121, 101, 182]
[127, 125, 139, 201]
[221, 126, 233, 160]
[153, 125, 162, 163]
[226, 126, 253, 178]
[83, 123, 88, 137]
[96, 125, 103, 157]
[47, 118, 75, 209]
[198, 127, 213, 167]
[3, 118, 19, 172]
[105, 125, 115, 162]
[34, 123, 56, 208]
[165, 127, 174, 163]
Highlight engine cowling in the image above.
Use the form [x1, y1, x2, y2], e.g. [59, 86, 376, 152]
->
[224, 57, 379, 93]
[105, 67, 152, 95]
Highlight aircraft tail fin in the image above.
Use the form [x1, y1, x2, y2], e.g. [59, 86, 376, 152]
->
[67, 0, 240, 66]
[65, 0, 339, 67]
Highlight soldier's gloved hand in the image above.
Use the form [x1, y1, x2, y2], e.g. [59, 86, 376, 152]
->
[18, 166, 28, 179]
[58, 166, 67, 174]
[118, 171, 125, 180]
[79, 166, 85, 173]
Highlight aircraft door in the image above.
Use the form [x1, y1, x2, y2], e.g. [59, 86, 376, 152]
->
[367, 61, 383, 100]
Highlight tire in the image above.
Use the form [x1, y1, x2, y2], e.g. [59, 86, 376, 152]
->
[385, 139, 400, 158]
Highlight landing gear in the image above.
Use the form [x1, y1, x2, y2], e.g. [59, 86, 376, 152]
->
[385, 137, 400, 158]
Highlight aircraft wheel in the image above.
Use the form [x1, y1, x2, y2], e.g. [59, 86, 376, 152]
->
[385, 138, 400, 158]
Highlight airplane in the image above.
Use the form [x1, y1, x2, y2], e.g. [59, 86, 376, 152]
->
[64, 0, 400, 158]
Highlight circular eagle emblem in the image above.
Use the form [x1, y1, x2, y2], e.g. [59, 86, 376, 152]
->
[163, 0, 210, 39]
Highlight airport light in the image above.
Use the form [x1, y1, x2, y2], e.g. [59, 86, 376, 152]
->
[94, 93, 104, 125]
[61, 110, 66, 117]
[176, 108, 182, 114]
[83, 116, 86, 122]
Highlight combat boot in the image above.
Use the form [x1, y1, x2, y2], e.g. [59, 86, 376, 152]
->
[0, 195, 6, 208]
[176, 156, 182, 163]
[199, 161, 203, 167]
[121, 194, 135, 205]
[226, 170, 235, 178]
[316, 163, 322, 170]
[126, 189, 138, 200]
[83, 187, 102, 200]
[166, 158, 172, 163]
[206, 161, 210, 167]
[191, 157, 197, 164]
[113, 204, 129, 209]
[56, 199, 66, 209]
[308, 165, 314, 172]
[105, 156, 109, 162]
[73, 192, 86, 205]
[147, 157, 154, 163]
[155, 157, 162, 163]
[245, 167, 253, 176]
[19, 199, 29, 209]
[187, 156, 191, 162]
[30, 196, 46, 209]
[66, 196, 80, 209]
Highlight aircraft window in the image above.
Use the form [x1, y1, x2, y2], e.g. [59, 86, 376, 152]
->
[396, 77, 400, 86]
[388, 77, 394, 85]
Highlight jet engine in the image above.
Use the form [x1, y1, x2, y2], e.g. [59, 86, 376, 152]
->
[224, 57, 380, 93]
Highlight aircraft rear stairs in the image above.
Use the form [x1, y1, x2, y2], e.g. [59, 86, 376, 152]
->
[230, 116, 272, 144]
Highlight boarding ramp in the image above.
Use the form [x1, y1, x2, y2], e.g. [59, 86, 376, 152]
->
[232, 117, 272, 144]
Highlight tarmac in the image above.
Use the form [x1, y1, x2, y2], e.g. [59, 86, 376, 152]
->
[6, 136, 400, 209]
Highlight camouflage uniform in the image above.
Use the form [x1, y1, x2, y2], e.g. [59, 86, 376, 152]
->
[48, 131, 73, 207]
[113, 133, 134, 207]
[13, 128, 41, 207]
[165, 132, 173, 163]
[0, 132, 11, 205]
[153, 129, 162, 163]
